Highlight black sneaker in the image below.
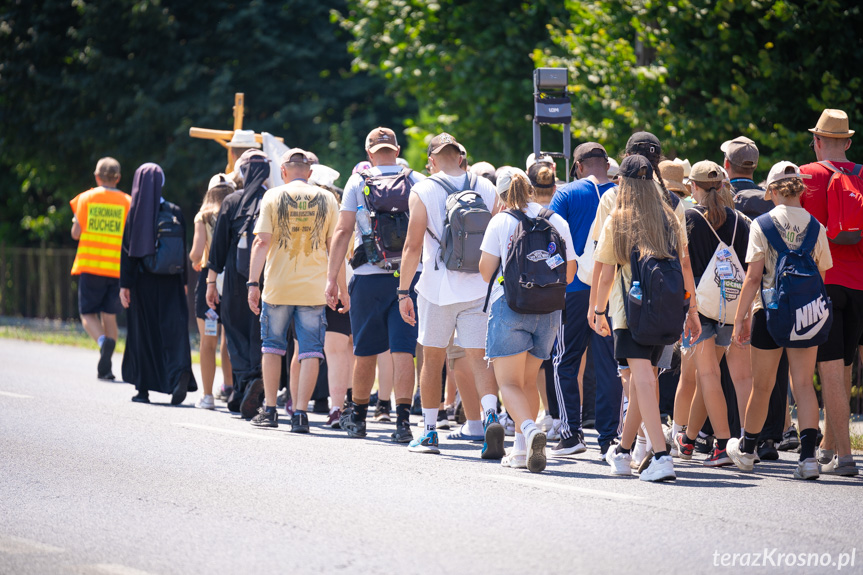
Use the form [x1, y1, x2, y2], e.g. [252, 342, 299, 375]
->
[340, 402, 355, 430]
[240, 378, 265, 419]
[778, 425, 800, 452]
[374, 400, 392, 423]
[550, 433, 587, 457]
[291, 411, 310, 433]
[757, 439, 779, 461]
[313, 399, 329, 414]
[171, 372, 190, 406]
[436, 410, 451, 431]
[694, 434, 714, 454]
[391, 421, 413, 443]
[131, 391, 150, 403]
[251, 407, 278, 428]
[97, 337, 116, 380]
[343, 412, 367, 438]
[226, 388, 242, 413]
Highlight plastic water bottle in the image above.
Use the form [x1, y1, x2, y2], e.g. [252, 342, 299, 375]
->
[630, 280, 642, 301]
[763, 287, 778, 309]
[355, 206, 378, 263]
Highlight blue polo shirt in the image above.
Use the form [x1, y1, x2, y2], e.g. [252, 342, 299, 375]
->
[550, 178, 617, 292]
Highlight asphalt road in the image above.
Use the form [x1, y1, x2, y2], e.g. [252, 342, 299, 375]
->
[1, 339, 862, 575]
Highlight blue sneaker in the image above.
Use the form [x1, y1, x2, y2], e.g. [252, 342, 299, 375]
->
[408, 430, 440, 454]
[481, 411, 506, 460]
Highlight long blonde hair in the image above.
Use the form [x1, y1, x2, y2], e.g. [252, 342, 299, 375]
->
[611, 177, 681, 265]
[198, 184, 233, 226]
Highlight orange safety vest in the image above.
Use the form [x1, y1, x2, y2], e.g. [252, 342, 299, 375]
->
[70, 187, 132, 278]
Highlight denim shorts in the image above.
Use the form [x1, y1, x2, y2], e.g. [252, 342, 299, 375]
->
[681, 316, 733, 349]
[260, 301, 326, 360]
[485, 294, 562, 360]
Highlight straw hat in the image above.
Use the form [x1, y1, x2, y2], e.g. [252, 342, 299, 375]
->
[659, 160, 689, 195]
[809, 109, 854, 139]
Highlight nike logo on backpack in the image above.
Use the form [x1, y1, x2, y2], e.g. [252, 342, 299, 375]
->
[790, 296, 829, 341]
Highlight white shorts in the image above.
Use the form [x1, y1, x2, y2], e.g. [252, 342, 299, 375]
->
[417, 294, 487, 349]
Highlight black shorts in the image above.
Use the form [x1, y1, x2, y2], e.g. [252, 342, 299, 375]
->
[613, 329, 664, 367]
[78, 273, 122, 315]
[194, 269, 221, 320]
[325, 301, 352, 336]
[817, 284, 863, 365]
[750, 309, 780, 351]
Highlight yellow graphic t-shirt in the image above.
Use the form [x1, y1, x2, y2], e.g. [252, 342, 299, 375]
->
[254, 181, 338, 306]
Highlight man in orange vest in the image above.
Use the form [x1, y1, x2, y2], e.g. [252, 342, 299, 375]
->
[70, 157, 132, 380]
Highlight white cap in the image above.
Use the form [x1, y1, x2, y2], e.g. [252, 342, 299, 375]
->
[526, 153, 554, 171]
[308, 164, 340, 188]
[672, 158, 692, 179]
[227, 129, 262, 149]
[766, 161, 812, 187]
[207, 173, 236, 192]
[496, 166, 528, 197]
[607, 157, 620, 178]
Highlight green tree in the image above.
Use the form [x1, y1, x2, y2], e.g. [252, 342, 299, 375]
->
[0, 0, 407, 246]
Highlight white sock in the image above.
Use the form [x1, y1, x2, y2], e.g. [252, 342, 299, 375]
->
[330, 406, 339, 415]
[514, 432, 527, 452]
[97, 335, 106, 348]
[422, 408, 438, 433]
[640, 423, 653, 452]
[672, 421, 683, 438]
[520, 419, 537, 436]
[480, 394, 498, 417]
[699, 430, 709, 439]
[465, 419, 483, 436]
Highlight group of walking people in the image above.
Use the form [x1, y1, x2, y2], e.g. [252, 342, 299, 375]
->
[68, 107, 862, 481]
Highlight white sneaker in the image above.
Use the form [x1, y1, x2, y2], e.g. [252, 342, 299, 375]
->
[605, 446, 634, 476]
[537, 412, 553, 433]
[793, 458, 820, 480]
[195, 394, 215, 410]
[546, 419, 562, 441]
[525, 428, 548, 473]
[499, 412, 516, 437]
[726, 437, 757, 471]
[502, 448, 527, 469]
[639, 455, 676, 482]
[632, 438, 647, 469]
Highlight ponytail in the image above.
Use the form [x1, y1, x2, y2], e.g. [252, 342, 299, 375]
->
[691, 181, 729, 229]
[505, 173, 534, 211]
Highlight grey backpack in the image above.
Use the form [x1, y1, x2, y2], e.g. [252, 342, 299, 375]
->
[427, 173, 492, 273]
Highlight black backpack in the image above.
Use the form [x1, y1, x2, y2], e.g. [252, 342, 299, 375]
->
[484, 208, 568, 315]
[142, 202, 185, 275]
[349, 168, 413, 271]
[623, 246, 689, 346]
[235, 212, 256, 278]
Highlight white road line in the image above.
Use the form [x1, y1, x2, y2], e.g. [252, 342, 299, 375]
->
[482, 474, 642, 501]
[0, 535, 64, 554]
[0, 390, 33, 399]
[83, 564, 160, 575]
[173, 422, 279, 441]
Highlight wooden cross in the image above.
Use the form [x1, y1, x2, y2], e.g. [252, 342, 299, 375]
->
[188, 93, 283, 173]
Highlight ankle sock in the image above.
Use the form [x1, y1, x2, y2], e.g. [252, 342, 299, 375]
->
[265, 405, 276, 415]
[422, 408, 438, 433]
[395, 403, 411, 425]
[616, 441, 632, 455]
[716, 438, 729, 451]
[465, 419, 483, 436]
[354, 402, 369, 421]
[346, 388, 353, 402]
[97, 335, 106, 348]
[480, 394, 498, 418]
[799, 428, 818, 461]
[514, 432, 527, 452]
[654, 450, 669, 460]
[742, 431, 759, 454]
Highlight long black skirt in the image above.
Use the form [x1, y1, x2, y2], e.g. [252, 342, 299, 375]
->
[122, 270, 196, 394]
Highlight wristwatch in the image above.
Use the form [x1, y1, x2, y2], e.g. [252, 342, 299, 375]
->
[246, 281, 260, 288]
[396, 288, 411, 295]
[594, 307, 608, 316]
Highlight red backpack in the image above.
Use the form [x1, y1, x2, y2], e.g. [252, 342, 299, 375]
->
[819, 161, 863, 244]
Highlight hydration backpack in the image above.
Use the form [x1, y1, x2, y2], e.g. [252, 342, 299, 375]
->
[349, 168, 413, 271]
[427, 173, 491, 273]
[692, 210, 745, 325]
[142, 202, 185, 275]
[484, 208, 568, 314]
[756, 213, 833, 348]
[819, 161, 863, 245]
[623, 246, 689, 346]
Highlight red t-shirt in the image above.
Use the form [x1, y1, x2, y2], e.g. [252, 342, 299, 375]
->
[800, 160, 863, 289]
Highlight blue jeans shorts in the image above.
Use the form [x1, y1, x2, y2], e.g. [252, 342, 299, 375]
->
[485, 294, 562, 360]
[681, 317, 733, 350]
[260, 301, 326, 361]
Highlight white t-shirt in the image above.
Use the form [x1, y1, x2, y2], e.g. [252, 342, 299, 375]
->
[480, 202, 576, 306]
[340, 165, 425, 276]
[413, 172, 499, 305]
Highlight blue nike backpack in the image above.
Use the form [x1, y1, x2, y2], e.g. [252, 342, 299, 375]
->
[756, 213, 833, 348]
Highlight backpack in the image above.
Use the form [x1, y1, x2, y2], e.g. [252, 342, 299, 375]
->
[756, 213, 833, 348]
[483, 208, 568, 315]
[819, 161, 863, 245]
[622, 246, 689, 346]
[235, 213, 256, 278]
[349, 168, 413, 271]
[692, 210, 745, 325]
[575, 180, 609, 286]
[427, 173, 491, 273]
[142, 202, 185, 275]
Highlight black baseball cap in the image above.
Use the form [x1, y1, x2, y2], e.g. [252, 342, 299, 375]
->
[625, 131, 662, 156]
[573, 142, 608, 163]
[619, 154, 654, 180]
